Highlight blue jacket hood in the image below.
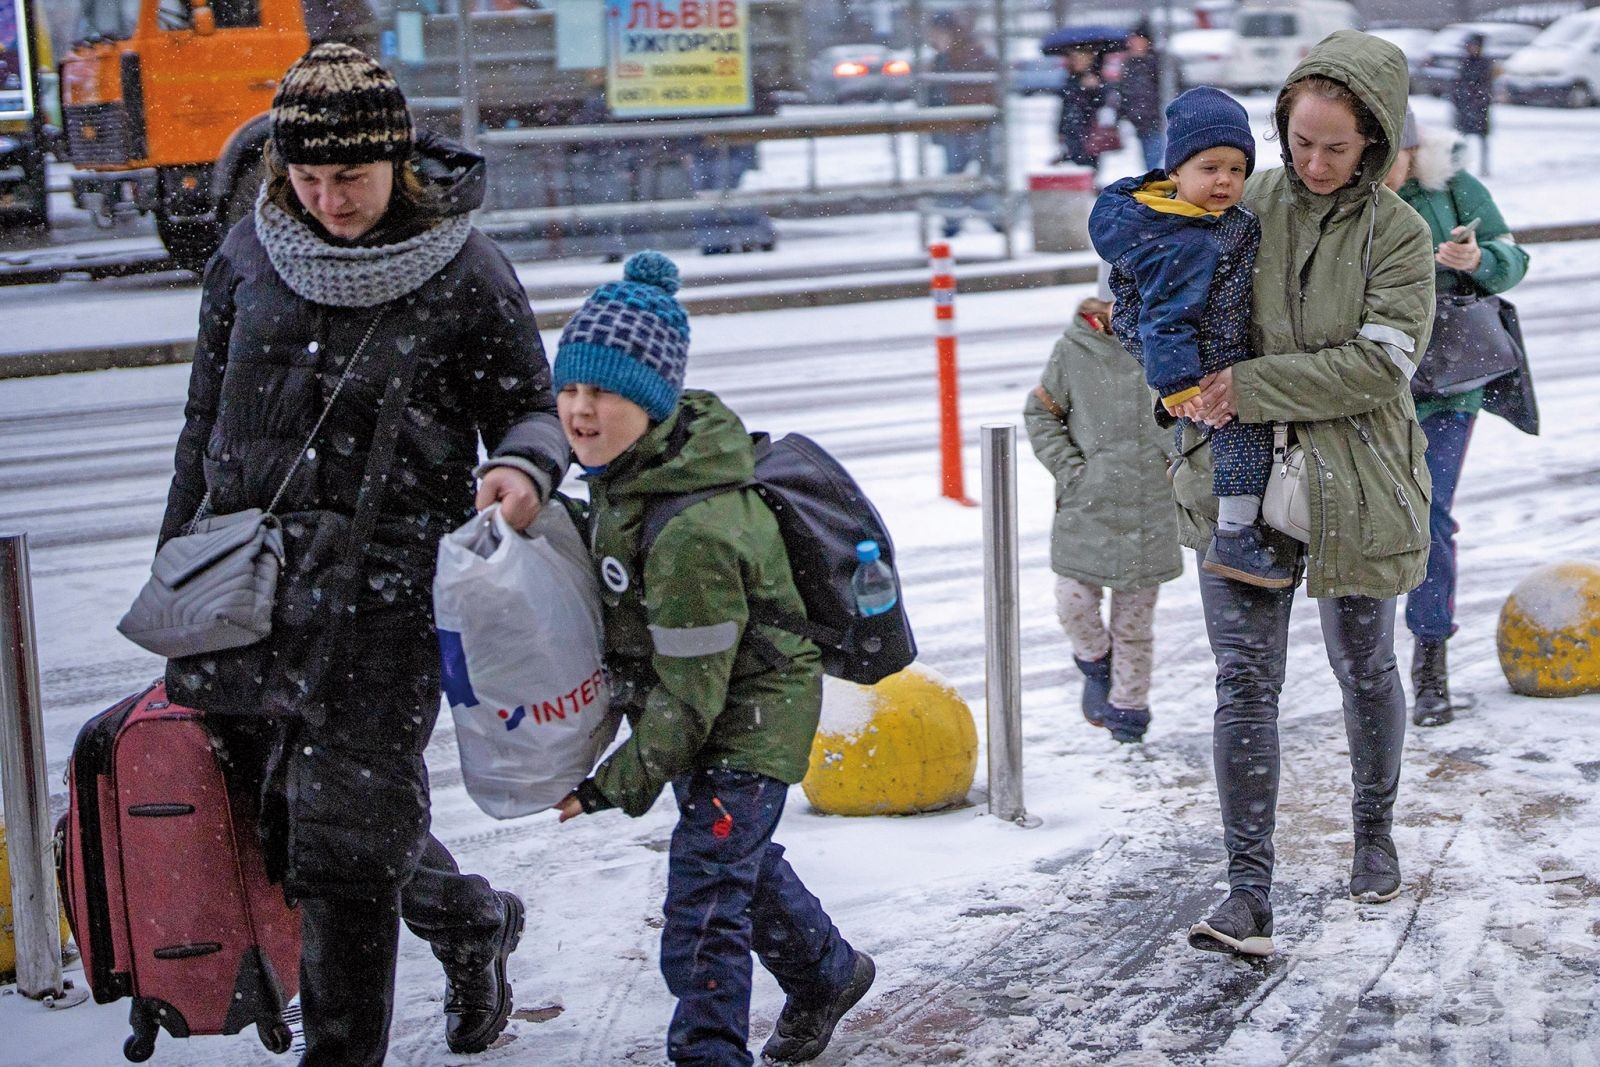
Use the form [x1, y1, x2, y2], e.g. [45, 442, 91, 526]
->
[1088, 169, 1218, 265]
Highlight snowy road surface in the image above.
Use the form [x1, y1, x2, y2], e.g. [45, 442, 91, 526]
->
[3, 244, 1599, 1065]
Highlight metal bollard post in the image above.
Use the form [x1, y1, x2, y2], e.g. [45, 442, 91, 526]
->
[0, 532, 65, 999]
[980, 426, 1037, 827]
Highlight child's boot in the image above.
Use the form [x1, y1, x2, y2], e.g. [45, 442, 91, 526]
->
[762, 950, 875, 1063]
[1203, 525, 1296, 589]
[1101, 705, 1151, 744]
[1072, 652, 1113, 727]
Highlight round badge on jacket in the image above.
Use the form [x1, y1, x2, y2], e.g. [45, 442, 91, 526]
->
[601, 556, 630, 594]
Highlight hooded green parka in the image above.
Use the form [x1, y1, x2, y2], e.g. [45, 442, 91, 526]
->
[581, 390, 822, 817]
[1169, 30, 1436, 599]
[1024, 309, 1182, 591]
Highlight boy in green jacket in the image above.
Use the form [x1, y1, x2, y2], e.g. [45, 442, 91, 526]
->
[552, 252, 874, 1066]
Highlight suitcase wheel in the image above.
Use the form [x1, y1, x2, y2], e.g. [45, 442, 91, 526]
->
[123, 1029, 156, 1062]
[261, 1018, 294, 1055]
[124, 1002, 159, 1062]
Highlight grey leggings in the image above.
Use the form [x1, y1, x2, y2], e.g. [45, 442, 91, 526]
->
[1197, 559, 1408, 895]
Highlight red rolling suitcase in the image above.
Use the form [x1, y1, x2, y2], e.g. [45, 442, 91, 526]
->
[56, 680, 301, 1062]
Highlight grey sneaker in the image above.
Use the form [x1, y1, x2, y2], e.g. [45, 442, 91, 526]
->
[1350, 835, 1403, 903]
[761, 950, 875, 1063]
[1188, 890, 1275, 957]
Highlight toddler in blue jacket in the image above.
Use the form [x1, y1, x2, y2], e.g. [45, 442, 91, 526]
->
[1089, 87, 1292, 589]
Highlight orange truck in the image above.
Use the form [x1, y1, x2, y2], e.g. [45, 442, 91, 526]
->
[58, 0, 804, 270]
[60, 0, 310, 267]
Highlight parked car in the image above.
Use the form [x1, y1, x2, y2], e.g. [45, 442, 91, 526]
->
[1500, 8, 1600, 108]
[1008, 36, 1065, 95]
[1221, 0, 1358, 94]
[1171, 27, 1235, 91]
[1413, 21, 1539, 97]
[1367, 26, 1437, 85]
[807, 44, 914, 105]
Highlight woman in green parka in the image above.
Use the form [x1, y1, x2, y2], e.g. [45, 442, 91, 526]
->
[1385, 109, 1532, 729]
[1172, 32, 1437, 959]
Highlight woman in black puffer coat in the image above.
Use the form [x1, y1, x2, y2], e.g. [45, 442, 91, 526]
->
[157, 44, 567, 1065]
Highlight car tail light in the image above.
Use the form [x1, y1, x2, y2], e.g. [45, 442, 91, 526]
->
[883, 58, 911, 76]
[834, 61, 869, 78]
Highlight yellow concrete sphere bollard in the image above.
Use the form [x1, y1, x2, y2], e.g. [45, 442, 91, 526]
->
[0, 822, 75, 981]
[803, 663, 978, 816]
[1497, 561, 1600, 697]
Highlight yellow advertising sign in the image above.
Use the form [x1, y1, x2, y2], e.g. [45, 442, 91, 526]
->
[605, 0, 753, 118]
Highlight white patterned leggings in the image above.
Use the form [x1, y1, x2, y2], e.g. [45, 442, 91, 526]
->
[1054, 576, 1161, 710]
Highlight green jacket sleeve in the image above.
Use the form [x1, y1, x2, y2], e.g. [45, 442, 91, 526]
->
[1024, 343, 1085, 478]
[589, 506, 748, 817]
[1234, 213, 1435, 425]
[1449, 172, 1529, 297]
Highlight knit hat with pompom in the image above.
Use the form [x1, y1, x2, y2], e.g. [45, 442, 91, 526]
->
[553, 251, 689, 421]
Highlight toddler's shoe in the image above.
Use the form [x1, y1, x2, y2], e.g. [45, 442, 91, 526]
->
[1203, 525, 1296, 589]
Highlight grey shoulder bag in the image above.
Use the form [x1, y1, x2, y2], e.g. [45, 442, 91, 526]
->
[117, 315, 385, 659]
[1261, 423, 1310, 544]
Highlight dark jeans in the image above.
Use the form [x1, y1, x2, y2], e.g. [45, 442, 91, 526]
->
[663, 768, 855, 1066]
[1406, 410, 1476, 642]
[1198, 561, 1408, 897]
[936, 129, 1001, 234]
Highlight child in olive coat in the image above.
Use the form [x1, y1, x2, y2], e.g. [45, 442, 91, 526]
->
[1024, 289, 1182, 742]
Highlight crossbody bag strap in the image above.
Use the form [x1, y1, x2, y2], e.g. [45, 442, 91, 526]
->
[184, 313, 387, 535]
[1272, 422, 1290, 464]
[266, 312, 388, 517]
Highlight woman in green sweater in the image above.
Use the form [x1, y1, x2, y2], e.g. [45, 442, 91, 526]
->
[1384, 110, 1531, 727]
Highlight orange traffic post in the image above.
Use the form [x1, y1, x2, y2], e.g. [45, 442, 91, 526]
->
[929, 243, 976, 506]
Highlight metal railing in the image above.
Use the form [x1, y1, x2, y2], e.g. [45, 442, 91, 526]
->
[468, 106, 1008, 248]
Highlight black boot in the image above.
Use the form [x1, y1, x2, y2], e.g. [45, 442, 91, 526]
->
[1411, 638, 1452, 727]
[762, 950, 875, 1063]
[1073, 652, 1113, 728]
[443, 890, 525, 1054]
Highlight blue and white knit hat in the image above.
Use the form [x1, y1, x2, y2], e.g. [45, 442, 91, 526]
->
[553, 251, 689, 421]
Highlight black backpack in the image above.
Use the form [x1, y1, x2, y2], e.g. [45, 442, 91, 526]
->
[640, 432, 917, 685]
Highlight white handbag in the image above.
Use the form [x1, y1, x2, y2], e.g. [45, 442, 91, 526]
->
[1261, 423, 1311, 544]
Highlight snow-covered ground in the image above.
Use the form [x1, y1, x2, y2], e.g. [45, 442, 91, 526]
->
[2, 94, 1599, 1065]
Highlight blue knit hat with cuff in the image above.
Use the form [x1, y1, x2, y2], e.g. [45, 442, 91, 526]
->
[553, 251, 689, 422]
[1164, 86, 1256, 177]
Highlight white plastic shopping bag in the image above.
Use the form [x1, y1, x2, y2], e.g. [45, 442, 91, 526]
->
[433, 502, 617, 818]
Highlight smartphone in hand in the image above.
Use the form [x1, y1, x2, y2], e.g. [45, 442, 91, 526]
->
[1451, 217, 1482, 243]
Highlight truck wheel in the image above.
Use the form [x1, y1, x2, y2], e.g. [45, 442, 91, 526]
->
[1568, 83, 1594, 109]
[222, 150, 269, 232]
[156, 213, 223, 274]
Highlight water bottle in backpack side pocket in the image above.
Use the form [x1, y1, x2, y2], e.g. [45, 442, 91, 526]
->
[851, 539, 897, 617]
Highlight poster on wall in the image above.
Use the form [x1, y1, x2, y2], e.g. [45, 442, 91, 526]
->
[0, 0, 35, 122]
[604, 0, 753, 119]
